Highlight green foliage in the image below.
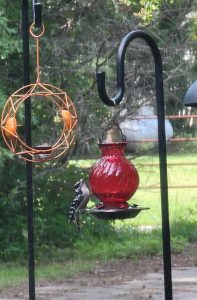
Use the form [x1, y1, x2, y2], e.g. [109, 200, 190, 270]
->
[0, 2, 22, 95]
[71, 218, 197, 261]
[0, 160, 112, 261]
[74, 228, 162, 260]
[0, 14, 21, 59]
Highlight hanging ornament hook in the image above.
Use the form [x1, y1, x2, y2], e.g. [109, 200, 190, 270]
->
[99, 116, 126, 144]
[29, 22, 44, 83]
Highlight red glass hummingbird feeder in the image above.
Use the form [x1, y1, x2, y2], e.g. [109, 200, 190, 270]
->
[84, 120, 148, 220]
[89, 142, 139, 209]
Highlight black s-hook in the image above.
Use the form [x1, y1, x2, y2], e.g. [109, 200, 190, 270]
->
[96, 30, 163, 107]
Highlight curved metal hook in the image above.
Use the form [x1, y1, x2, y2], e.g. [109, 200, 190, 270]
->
[96, 30, 163, 107]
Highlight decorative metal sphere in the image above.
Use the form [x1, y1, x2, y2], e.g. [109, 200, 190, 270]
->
[1, 82, 77, 162]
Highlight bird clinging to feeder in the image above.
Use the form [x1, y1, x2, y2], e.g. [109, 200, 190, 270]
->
[68, 179, 90, 230]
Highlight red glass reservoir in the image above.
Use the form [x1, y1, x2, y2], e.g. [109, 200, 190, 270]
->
[89, 142, 139, 209]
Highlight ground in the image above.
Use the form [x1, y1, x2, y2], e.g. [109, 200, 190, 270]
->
[1, 242, 197, 300]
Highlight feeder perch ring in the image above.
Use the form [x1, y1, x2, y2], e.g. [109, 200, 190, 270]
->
[1, 82, 77, 162]
[80, 206, 149, 220]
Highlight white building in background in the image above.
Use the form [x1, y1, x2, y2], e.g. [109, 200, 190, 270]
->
[120, 106, 173, 152]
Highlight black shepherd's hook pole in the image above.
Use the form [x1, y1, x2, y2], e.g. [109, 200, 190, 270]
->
[21, 1, 35, 299]
[96, 30, 173, 300]
[21, 1, 42, 299]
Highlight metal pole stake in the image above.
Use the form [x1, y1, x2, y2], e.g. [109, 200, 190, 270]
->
[21, 0, 35, 299]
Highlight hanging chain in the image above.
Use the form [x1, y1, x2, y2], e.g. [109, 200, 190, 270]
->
[30, 0, 43, 82]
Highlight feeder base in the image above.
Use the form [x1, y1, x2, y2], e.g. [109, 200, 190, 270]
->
[81, 205, 149, 220]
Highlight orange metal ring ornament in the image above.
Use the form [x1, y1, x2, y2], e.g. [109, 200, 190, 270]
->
[1, 23, 77, 163]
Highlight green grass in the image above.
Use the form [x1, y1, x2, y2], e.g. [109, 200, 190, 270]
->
[0, 264, 27, 289]
[117, 153, 197, 227]
[0, 260, 94, 289]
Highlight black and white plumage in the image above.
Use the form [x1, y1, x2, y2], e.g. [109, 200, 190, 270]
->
[68, 179, 90, 230]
